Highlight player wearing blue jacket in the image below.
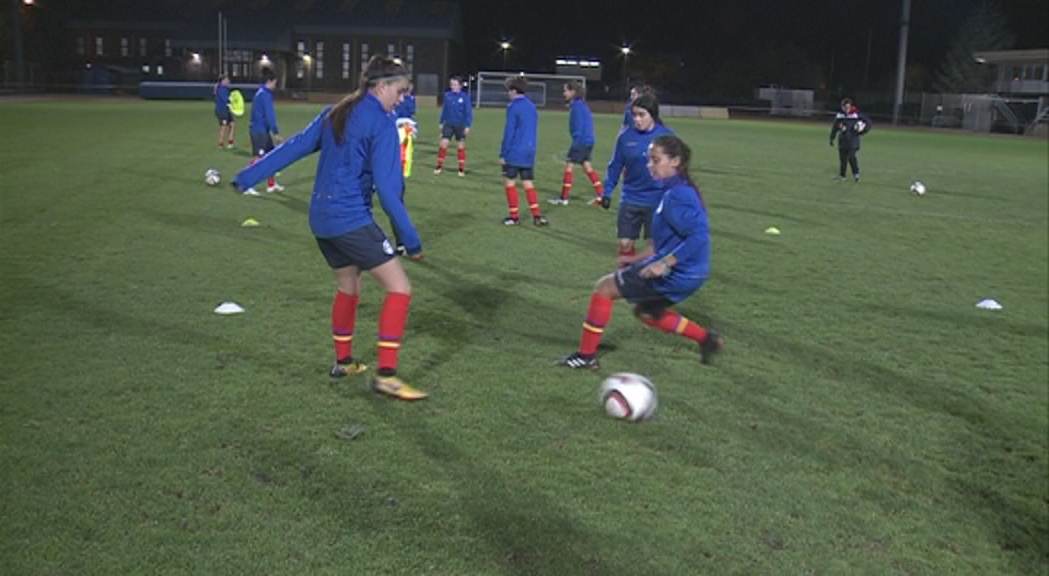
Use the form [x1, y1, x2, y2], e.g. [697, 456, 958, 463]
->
[549, 81, 604, 206]
[232, 56, 427, 401]
[601, 93, 674, 261]
[214, 74, 235, 149]
[829, 97, 871, 182]
[499, 75, 547, 227]
[619, 84, 652, 135]
[434, 76, 473, 176]
[394, 88, 416, 121]
[560, 134, 724, 370]
[245, 68, 283, 195]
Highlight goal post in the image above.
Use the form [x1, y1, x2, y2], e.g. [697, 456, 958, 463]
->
[475, 71, 587, 109]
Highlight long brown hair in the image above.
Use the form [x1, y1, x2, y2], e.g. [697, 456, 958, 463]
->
[328, 55, 408, 144]
[652, 134, 702, 204]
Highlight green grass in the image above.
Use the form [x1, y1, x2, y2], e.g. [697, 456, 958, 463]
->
[1, 98, 1046, 575]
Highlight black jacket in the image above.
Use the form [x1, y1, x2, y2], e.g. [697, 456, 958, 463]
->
[829, 109, 871, 150]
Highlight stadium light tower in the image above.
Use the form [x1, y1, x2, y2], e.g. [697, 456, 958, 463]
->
[499, 40, 511, 70]
[620, 44, 632, 88]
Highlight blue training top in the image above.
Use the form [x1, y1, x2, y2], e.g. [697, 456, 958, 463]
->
[249, 84, 279, 136]
[214, 84, 230, 114]
[439, 89, 472, 128]
[500, 95, 538, 168]
[603, 122, 675, 208]
[642, 174, 711, 303]
[568, 98, 595, 147]
[394, 94, 416, 120]
[233, 93, 420, 252]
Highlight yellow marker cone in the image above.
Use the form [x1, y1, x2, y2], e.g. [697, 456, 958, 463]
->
[765, 227, 781, 235]
[241, 218, 260, 227]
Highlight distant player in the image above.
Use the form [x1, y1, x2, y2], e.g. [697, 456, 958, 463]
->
[829, 97, 871, 182]
[499, 75, 547, 227]
[620, 84, 653, 133]
[548, 81, 604, 206]
[600, 93, 673, 262]
[245, 67, 283, 196]
[394, 83, 417, 178]
[434, 76, 472, 176]
[214, 74, 235, 149]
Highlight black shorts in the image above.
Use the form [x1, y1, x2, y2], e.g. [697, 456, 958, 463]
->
[250, 132, 275, 157]
[215, 108, 233, 126]
[441, 125, 467, 141]
[615, 264, 674, 317]
[617, 204, 655, 240]
[502, 164, 535, 180]
[316, 223, 396, 271]
[566, 144, 593, 164]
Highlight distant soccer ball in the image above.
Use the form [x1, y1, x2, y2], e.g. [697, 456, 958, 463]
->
[910, 181, 926, 196]
[599, 373, 658, 422]
[205, 168, 221, 186]
[854, 120, 867, 133]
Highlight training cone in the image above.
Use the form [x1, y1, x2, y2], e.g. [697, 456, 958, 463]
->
[241, 218, 260, 227]
[214, 302, 245, 315]
[765, 227, 781, 235]
[975, 298, 1003, 310]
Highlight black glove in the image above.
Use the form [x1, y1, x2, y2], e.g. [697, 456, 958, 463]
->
[600, 196, 611, 209]
[828, 140, 834, 147]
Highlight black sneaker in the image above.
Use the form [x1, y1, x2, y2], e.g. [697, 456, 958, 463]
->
[699, 331, 725, 365]
[533, 216, 549, 227]
[556, 352, 600, 370]
[853, 173, 860, 183]
[502, 217, 520, 226]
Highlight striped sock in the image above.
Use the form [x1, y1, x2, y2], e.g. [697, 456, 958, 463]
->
[579, 292, 614, 356]
[377, 292, 411, 376]
[332, 291, 359, 361]
[640, 310, 708, 344]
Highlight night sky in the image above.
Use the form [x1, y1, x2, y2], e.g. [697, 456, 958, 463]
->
[459, 0, 1048, 92]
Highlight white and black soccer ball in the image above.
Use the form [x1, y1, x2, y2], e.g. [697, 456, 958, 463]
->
[854, 120, 867, 133]
[205, 168, 221, 186]
[910, 181, 926, 197]
[599, 373, 658, 422]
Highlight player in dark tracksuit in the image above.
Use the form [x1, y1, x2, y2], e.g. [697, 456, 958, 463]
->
[829, 97, 871, 182]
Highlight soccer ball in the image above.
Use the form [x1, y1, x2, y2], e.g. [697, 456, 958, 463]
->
[205, 168, 221, 186]
[855, 120, 867, 133]
[599, 373, 658, 422]
[910, 181, 926, 196]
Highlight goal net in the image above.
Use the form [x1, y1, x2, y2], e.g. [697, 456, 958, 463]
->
[475, 71, 587, 109]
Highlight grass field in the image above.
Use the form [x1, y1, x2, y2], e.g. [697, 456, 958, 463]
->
[1, 97, 1047, 576]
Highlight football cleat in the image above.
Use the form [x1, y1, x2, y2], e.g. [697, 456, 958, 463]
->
[267, 183, 285, 193]
[533, 216, 549, 227]
[243, 188, 261, 196]
[547, 197, 569, 205]
[502, 217, 520, 226]
[557, 352, 600, 370]
[330, 359, 368, 377]
[458, 170, 466, 177]
[433, 167, 443, 175]
[588, 197, 604, 207]
[699, 331, 725, 365]
[371, 376, 428, 400]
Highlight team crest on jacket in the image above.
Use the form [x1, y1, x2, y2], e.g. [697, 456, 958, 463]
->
[382, 240, 394, 255]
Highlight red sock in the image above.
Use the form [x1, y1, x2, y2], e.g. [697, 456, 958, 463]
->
[436, 147, 447, 169]
[267, 176, 275, 188]
[228, 139, 234, 145]
[641, 310, 708, 344]
[524, 185, 541, 217]
[586, 168, 604, 196]
[505, 184, 520, 220]
[457, 148, 466, 172]
[331, 291, 359, 361]
[561, 168, 573, 200]
[377, 292, 411, 375]
[579, 292, 614, 356]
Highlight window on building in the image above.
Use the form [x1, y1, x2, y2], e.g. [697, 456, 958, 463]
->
[141, 64, 149, 74]
[388, 43, 395, 56]
[121, 38, 128, 57]
[76, 36, 85, 56]
[95, 37, 104, 56]
[361, 42, 369, 73]
[157, 65, 164, 76]
[139, 38, 147, 57]
[342, 43, 350, 80]
[406, 43, 414, 75]
[316, 42, 324, 79]
[164, 39, 171, 57]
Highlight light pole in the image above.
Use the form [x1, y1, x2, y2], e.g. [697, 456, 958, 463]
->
[499, 40, 511, 70]
[620, 45, 631, 91]
[11, 0, 27, 93]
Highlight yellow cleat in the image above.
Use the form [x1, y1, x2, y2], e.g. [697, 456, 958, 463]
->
[330, 359, 368, 377]
[371, 376, 428, 400]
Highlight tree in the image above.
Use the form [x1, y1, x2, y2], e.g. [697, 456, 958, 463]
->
[933, 0, 1015, 93]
